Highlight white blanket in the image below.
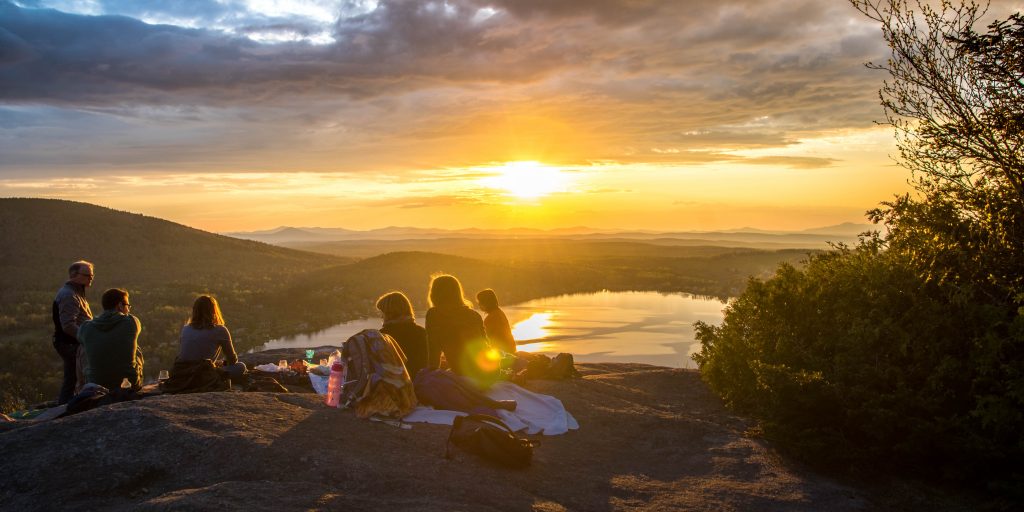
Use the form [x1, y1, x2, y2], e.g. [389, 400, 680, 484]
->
[401, 381, 579, 436]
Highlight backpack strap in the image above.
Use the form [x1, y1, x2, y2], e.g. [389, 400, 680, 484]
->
[478, 414, 539, 448]
[462, 414, 516, 435]
[444, 414, 465, 460]
[341, 331, 371, 407]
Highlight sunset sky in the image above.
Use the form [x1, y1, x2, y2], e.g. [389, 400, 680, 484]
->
[1, 0, 1020, 232]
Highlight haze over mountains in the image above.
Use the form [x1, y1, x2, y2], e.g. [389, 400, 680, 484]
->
[226, 222, 876, 248]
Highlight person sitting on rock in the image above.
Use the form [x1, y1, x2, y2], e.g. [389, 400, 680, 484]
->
[77, 288, 144, 391]
[425, 274, 498, 382]
[176, 295, 246, 381]
[476, 288, 516, 354]
[376, 291, 428, 378]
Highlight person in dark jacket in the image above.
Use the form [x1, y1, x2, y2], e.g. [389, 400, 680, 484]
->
[176, 295, 246, 380]
[376, 291, 428, 378]
[476, 288, 517, 354]
[424, 274, 497, 380]
[77, 288, 144, 391]
[52, 260, 95, 404]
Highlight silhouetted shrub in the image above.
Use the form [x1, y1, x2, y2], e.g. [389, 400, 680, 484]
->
[694, 242, 1024, 489]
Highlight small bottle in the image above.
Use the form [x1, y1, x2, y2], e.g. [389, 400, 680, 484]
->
[325, 361, 346, 408]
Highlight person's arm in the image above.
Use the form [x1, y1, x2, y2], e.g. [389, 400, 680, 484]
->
[472, 311, 487, 346]
[482, 313, 496, 342]
[76, 322, 88, 345]
[131, 316, 144, 387]
[425, 310, 441, 370]
[219, 325, 239, 365]
[497, 310, 516, 352]
[58, 293, 83, 339]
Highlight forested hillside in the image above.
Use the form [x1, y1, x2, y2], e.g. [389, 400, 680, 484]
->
[0, 198, 348, 410]
[0, 198, 811, 412]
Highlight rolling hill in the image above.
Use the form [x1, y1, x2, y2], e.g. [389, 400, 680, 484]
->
[0, 198, 347, 294]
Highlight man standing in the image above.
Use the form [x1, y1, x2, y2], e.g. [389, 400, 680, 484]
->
[77, 288, 144, 391]
[52, 260, 94, 404]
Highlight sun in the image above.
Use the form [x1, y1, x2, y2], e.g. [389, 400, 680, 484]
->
[480, 161, 570, 199]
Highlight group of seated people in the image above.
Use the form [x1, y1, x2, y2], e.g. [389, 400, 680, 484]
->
[379, 274, 517, 381]
[70, 289, 244, 394]
[66, 272, 518, 398]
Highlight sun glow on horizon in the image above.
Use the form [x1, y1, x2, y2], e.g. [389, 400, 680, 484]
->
[479, 161, 571, 200]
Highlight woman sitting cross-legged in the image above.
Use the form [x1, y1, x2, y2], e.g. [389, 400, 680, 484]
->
[175, 295, 247, 383]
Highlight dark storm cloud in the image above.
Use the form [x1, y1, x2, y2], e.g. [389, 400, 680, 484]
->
[0, 0, 884, 106]
[0, 0, 914, 172]
[0, 0, 581, 104]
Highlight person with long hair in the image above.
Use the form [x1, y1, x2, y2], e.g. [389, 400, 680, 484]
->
[376, 291, 428, 378]
[176, 295, 246, 379]
[424, 274, 496, 379]
[476, 288, 516, 354]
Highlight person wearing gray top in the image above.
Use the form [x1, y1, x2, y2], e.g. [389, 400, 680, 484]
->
[178, 324, 238, 364]
[52, 260, 94, 404]
[176, 295, 246, 379]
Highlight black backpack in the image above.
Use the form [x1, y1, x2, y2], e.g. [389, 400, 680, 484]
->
[445, 414, 538, 469]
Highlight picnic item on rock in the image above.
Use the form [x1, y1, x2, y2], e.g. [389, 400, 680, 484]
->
[445, 413, 538, 469]
[325, 361, 346, 408]
[341, 329, 417, 418]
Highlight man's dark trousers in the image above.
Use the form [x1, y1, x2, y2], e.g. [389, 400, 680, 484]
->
[53, 339, 78, 404]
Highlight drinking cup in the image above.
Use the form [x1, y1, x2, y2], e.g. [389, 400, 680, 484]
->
[158, 370, 169, 381]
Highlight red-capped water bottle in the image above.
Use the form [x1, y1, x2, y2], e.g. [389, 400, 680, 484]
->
[325, 361, 346, 408]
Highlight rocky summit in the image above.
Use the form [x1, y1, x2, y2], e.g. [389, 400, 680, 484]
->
[0, 362, 948, 511]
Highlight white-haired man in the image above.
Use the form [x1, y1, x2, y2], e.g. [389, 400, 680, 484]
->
[52, 260, 94, 404]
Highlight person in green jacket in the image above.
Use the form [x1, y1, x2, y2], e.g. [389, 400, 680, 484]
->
[77, 288, 144, 391]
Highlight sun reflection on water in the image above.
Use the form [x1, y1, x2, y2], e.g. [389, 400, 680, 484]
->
[511, 312, 553, 352]
[515, 341, 555, 353]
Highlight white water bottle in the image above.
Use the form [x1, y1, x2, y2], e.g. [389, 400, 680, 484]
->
[325, 361, 346, 408]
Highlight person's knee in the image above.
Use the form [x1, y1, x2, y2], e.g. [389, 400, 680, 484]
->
[225, 362, 247, 377]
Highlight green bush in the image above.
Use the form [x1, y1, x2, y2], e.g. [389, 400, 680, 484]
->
[694, 241, 1024, 485]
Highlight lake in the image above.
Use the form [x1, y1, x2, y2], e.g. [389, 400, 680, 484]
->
[258, 290, 728, 369]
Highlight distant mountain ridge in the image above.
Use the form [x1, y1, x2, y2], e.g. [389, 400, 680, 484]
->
[0, 198, 342, 291]
[225, 222, 877, 247]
